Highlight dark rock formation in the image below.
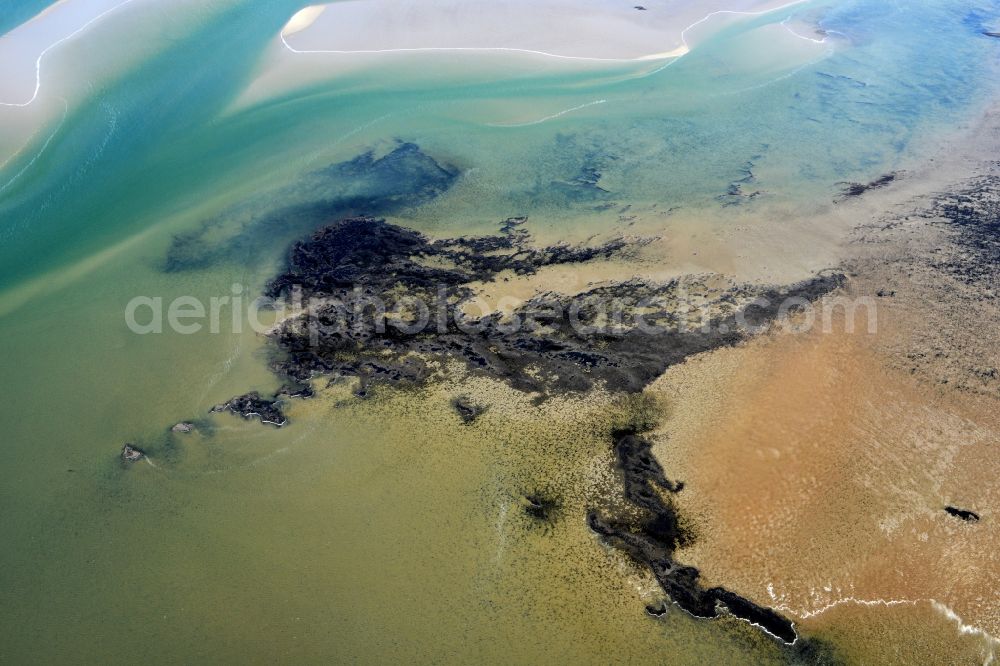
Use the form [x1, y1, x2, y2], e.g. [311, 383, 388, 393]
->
[837, 172, 899, 199]
[848, 175, 1000, 395]
[945, 506, 980, 522]
[265, 215, 630, 301]
[121, 443, 144, 462]
[265, 216, 844, 396]
[200, 215, 844, 644]
[144, 190, 862, 653]
[212, 392, 286, 427]
[452, 396, 487, 423]
[589, 429, 798, 644]
[277, 383, 315, 399]
[499, 215, 529, 239]
[645, 602, 668, 617]
[927, 175, 1000, 285]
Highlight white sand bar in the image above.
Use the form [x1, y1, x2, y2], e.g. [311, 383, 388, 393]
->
[281, 0, 809, 61]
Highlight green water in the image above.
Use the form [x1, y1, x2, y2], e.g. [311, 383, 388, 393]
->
[1, 0, 999, 662]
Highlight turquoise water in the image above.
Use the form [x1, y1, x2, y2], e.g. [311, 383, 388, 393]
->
[3, 0, 999, 285]
[0, 0, 56, 36]
[1, 0, 999, 662]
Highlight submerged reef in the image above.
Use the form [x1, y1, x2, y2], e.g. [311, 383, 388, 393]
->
[165, 142, 459, 271]
[836, 172, 899, 200]
[529, 133, 618, 208]
[718, 154, 765, 207]
[522, 492, 561, 523]
[452, 396, 487, 424]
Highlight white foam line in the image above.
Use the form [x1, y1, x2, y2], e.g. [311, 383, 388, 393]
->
[779, 595, 920, 619]
[677, 0, 810, 48]
[932, 601, 1000, 665]
[280, 33, 652, 63]
[279, 0, 812, 68]
[767, 582, 922, 619]
[487, 98, 607, 128]
[0, 0, 140, 107]
[770, 585, 1000, 662]
[640, 0, 819, 77]
[0, 97, 68, 195]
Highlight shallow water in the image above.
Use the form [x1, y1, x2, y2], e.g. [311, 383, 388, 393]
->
[1, 0, 999, 662]
[0, 0, 56, 37]
[654, 317, 1000, 663]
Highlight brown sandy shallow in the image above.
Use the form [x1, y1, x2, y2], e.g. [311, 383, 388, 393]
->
[647, 301, 1000, 663]
[624, 98, 1000, 663]
[223, 370, 806, 664]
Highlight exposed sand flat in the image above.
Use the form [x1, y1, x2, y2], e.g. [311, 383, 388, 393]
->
[281, 5, 325, 37]
[0, 0, 243, 185]
[0, 0, 148, 174]
[0, 0, 141, 106]
[232, 0, 817, 110]
[281, 0, 807, 60]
